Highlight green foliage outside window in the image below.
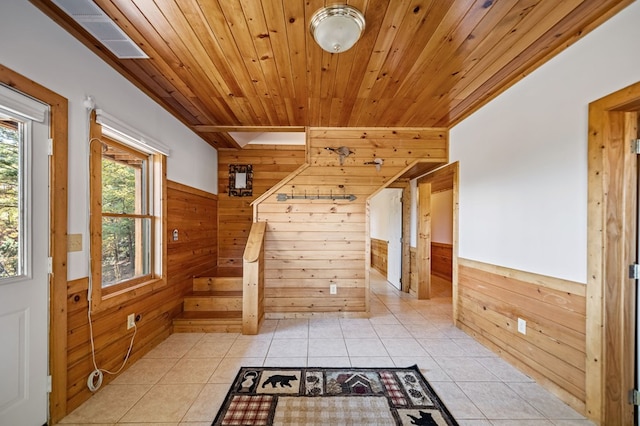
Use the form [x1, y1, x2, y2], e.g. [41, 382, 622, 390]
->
[0, 125, 20, 278]
[101, 154, 147, 286]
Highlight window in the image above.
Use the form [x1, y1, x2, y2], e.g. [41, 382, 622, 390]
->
[0, 118, 25, 280]
[90, 113, 166, 310]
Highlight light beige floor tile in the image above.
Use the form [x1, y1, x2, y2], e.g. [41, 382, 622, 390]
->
[118, 423, 178, 426]
[419, 338, 468, 357]
[551, 421, 597, 426]
[427, 382, 485, 420]
[381, 337, 428, 356]
[457, 382, 543, 420]
[372, 323, 412, 338]
[308, 338, 348, 357]
[369, 313, 401, 325]
[267, 338, 308, 357]
[309, 319, 343, 338]
[59, 384, 151, 424]
[263, 357, 307, 367]
[340, 323, 379, 338]
[185, 338, 235, 358]
[199, 333, 239, 342]
[181, 383, 230, 422]
[119, 384, 204, 423]
[453, 338, 496, 357]
[345, 338, 388, 357]
[490, 421, 554, 425]
[404, 323, 447, 339]
[391, 356, 452, 382]
[208, 357, 264, 383]
[112, 358, 178, 385]
[160, 357, 222, 384]
[456, 420, 493, 426]
[434, 357, 499, 382]
[349, 356, 395, 367]
[179, 423, 212, 426]
[307, 356, 351, 367]
[475, 357, 533, 383]
[226, 338, 272, 358]
[144, 337, 200, 359]
[273, 319, 309, 338]
[507, 382, 586, 420]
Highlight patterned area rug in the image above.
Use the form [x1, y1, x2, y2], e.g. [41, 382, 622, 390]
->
[212, 365, 458, 425]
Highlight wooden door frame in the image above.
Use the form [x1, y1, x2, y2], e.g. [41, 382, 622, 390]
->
[416, 163, 459, 306]
[587, 80, 640, 425]
[0, 65, 69, 424]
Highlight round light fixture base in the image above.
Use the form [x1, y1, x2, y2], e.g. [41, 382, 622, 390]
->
[310, 5, 365, 53]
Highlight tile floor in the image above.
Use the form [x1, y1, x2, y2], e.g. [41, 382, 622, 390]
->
[59, 271, 594, 425]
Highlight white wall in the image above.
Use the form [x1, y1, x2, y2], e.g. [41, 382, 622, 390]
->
[0, 2, 218, 280]
[450, 2, 640, 283]
[431, 190, 453, 244]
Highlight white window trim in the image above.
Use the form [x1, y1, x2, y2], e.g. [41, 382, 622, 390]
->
[95, 109, 171, 156]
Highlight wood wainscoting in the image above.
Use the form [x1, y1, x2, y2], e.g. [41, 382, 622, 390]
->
[371, 238, 388, 277]
[218, 145, 305, 268]
[457, 258, 587, 413]
[431, 242, 452, 281]
[64, 181, 217, 413]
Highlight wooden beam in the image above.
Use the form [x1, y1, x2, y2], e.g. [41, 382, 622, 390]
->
[194, 125, 306, 133]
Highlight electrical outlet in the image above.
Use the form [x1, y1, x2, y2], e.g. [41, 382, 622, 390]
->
[330, 284, 337, 295]
[517, 318, 526, 335]
[127, 313, 135, 330]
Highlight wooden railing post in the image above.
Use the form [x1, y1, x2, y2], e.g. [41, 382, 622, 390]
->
[242, 221, 266, 335]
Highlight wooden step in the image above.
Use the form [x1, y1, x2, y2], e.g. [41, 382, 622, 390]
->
[172, 311, 242, 333]
[193, 276, 243, 292]
[183, 291, 242, 312]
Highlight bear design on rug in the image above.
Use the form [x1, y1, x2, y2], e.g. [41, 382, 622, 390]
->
[261, 374, 298, 389]
[407, 410, 438, 426]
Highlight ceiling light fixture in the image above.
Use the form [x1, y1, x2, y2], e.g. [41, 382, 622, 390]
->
[310, 5, 365, 53]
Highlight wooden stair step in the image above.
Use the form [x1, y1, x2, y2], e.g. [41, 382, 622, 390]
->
[193, 276, 243, 292]
[183, 291, 243, 312]
[172, 311, 242, 333]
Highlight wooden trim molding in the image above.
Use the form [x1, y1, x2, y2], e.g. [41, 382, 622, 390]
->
[587, 79, 640, 425]
[0, 65, 69, 423]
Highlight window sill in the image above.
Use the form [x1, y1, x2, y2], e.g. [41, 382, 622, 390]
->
[91, 276, 166, 314]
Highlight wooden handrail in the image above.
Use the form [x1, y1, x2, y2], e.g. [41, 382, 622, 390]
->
[243, 221, 266, 262]
[242, 221, 266, 335]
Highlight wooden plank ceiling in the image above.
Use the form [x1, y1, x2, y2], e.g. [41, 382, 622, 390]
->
[32, 0, 631, 149]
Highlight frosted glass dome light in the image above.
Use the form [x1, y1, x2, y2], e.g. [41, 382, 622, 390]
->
[310, 5, 365, 53]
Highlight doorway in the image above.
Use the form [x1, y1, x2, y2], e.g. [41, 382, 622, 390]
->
[370, 188, 403, 290]
[414, 163, 457, 303]
[0, 66, 68, 424]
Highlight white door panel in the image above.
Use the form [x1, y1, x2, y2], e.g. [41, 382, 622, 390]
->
[0, 92, 49, 426]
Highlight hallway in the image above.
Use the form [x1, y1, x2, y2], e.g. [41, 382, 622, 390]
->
[59, 271, 593, 425]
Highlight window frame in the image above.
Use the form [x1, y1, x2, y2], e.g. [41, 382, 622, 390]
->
[89, 112, 167, 313]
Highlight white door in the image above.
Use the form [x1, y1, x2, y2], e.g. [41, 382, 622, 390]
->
[387, 189, 403, 289]
[0, 87, 50, 426]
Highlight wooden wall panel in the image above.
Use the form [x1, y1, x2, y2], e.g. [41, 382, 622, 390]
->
[431, 242, 452, 281]
[457, 258, 587, 413]
[371, 238, 388, 276]
[256, 128, 448, 315]
[218, 145, 305, 267]
[65, 181, 217, 413]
